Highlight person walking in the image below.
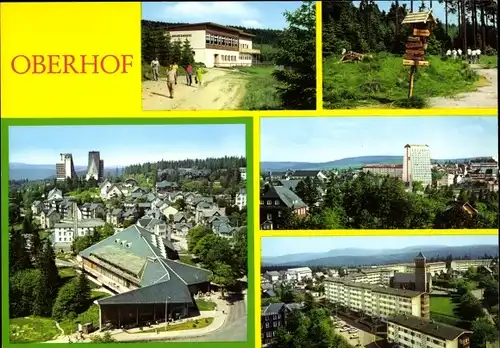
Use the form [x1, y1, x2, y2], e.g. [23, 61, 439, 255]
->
[476, 48, 482, 63]
[151, 57, 160, 81]
[457, 48, 462, 59]
[195, 66, 204, 87]
[171, 61, 179, 85]
[185, 63, 193, 86]
[166, 66, 176, 99]
[471, 49, 477, 64]
[452, 49, 457, 60]
[446, 49, 451, 58]
[467, 48, 472, 63]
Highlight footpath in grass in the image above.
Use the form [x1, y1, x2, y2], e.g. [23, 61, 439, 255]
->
[323, 53, 484, 109]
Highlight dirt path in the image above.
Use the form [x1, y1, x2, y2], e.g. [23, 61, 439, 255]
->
[429, 67, 498, 108]
[142, 68, 246, 111]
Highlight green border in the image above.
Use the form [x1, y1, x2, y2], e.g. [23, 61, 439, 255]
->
[1, 117, 255, 348]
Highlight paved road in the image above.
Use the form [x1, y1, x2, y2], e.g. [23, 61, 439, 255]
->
[171, 293, 247, 342]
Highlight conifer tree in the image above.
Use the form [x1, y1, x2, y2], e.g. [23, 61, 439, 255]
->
[180, 39, 195, 66]
[9, 227, 32, 275]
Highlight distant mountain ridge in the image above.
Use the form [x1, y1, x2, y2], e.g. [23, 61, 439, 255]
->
[262, 245, 498, 267]
[9, 163, 123, 181]
[261, 156, 491, 171]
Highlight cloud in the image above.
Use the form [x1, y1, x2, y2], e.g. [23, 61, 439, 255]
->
[241, 19, 262, 28]
[162, 2, 260, 23]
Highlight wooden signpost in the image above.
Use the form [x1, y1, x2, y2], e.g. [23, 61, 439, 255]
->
[401, 11, 437, 98]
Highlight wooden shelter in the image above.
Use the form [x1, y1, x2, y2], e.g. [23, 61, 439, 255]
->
[401, 11, 437, 27]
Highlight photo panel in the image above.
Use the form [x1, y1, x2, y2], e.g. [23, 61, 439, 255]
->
[141, 1, 317, 111]
[322, 1, 498, 110]
[3, 118, 254, 346]
[260, 116, 498, 231]
[260, 234, 499, 347]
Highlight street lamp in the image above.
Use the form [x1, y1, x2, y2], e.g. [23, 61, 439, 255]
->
[165, 295, 171, 332]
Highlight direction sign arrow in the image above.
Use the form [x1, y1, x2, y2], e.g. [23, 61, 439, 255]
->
[405, 49, 425, 56]
[403, 59, 430, 67]
[413, 29, 431, 37]
[404, 54, 425, 61]
[406, 42, 424, 49]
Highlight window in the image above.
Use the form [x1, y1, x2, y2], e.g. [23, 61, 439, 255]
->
[260, 200, 264, 205]
[267, 200, 272, 205]
[274, 200, 280, 205]
[265, 322, 269, 328]
[278, 211, 282, 217]
[267, 213, 272, 220]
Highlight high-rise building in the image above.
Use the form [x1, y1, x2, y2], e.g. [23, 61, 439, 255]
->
[86, 151, 103, 181]
[56, 153, 76, 181]
[403, 144, 432, 188]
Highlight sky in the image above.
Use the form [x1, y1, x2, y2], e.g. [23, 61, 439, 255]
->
[141, 1, 302, 29]
[9, 124, 246, 167]
[260, 117, 498, 162]
[262, 235, 499, 257]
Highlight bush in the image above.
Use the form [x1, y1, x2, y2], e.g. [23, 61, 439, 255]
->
[484, 46, 497, 56]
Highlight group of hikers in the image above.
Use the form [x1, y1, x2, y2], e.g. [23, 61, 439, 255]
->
[150, 57, 204, 99]
[445, 47, 482, 64]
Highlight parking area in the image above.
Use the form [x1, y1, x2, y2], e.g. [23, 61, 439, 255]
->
[332, 316, 380, 347]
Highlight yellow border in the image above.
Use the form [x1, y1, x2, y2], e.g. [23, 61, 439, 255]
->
[253, 115, 262, 348]
[258, 229, 499, 237]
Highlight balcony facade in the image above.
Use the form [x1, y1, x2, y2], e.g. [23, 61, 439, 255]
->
[239, 47, 261, 54]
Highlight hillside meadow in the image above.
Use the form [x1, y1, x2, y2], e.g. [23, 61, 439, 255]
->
[323, 53, 486, 109]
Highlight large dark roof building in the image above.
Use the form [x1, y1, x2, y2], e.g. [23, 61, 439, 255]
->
[78, 225, 212, 329]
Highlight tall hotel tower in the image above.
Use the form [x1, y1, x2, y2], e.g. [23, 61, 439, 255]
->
[402, 144, 432, 188]
[56, 153, 76, 181]
[86, 151, 104, 181]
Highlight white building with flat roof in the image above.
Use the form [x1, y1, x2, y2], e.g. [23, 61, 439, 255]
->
[324, 278, 430, 320]
[403, 144, 432, 188]
[167, 22, 261, 68]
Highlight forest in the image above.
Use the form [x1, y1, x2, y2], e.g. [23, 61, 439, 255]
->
[270, 171, 499, 230]
[322, 0, 498, 108]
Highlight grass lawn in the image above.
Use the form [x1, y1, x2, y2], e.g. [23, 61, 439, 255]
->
[139, 317, 214, 333]
[323, 53, 482, 108]
[10, 317, 61, 343]
[430, 295, 460, 326]
[479, 55, 498, 69]
[179, 254, 197, 266]
[236, 66, 282, 110]
[196, 299, 216, 311]
[58, 267, 77, 279]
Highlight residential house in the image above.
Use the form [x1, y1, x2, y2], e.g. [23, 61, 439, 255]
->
[106, 208, 123, 226]
[136, 217, 169, 239]
[53, 218, 106, 243]
[47, 188, 63, 201]
[288, 170, 328, 182]
[195, 202, 225, 224]
[156, 181, 179, 194]
[260, 185, 308, 230]
[81, 203, 105, 219]
[261, 303, 301, 346]
[239, 167, 247, 181]
[235, 188, 247, 210]
[101, 183, 124, 200]
[40, 208, 61, 229]
[163, 205, 179, 220]
[173, 222, 192, 236]
[264, 271, 280, 283]
[285, 267, 312, 282]
[31, 200, 43, 215]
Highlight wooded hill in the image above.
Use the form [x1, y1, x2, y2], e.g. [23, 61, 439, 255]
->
[323, 0, 498, 56]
